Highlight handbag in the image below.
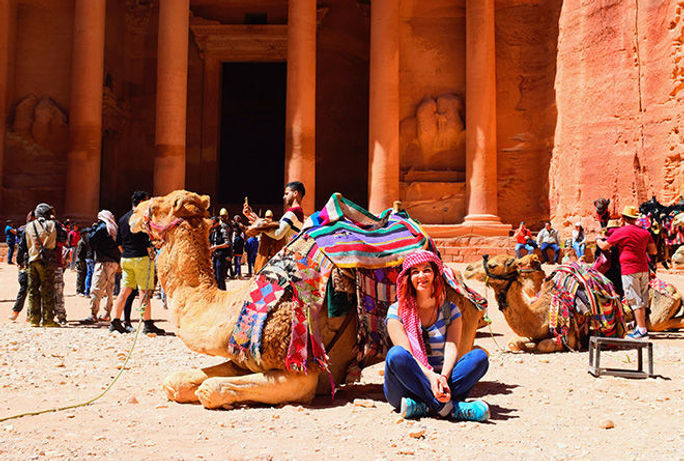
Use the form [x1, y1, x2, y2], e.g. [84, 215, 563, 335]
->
[592, 251, 610, 274]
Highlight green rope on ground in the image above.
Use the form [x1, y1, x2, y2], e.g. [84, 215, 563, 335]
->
[0, 306, 146, 423]
[0, 255, 156, 423]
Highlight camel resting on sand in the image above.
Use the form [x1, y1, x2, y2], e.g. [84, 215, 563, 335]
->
[130, 190, 484, 409]
[464, 254, 684, 353]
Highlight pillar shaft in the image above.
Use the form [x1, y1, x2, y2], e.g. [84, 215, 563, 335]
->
[0, 0, 10, 210]
[367, 0, 399, 215]
[464, 0, 500, 221]
[285, 0, 316, 214]
[154, 0, 189, 196]
[64, 0, 106, 220]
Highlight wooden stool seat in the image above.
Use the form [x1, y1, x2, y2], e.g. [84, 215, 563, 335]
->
[588, 336, 654, 378]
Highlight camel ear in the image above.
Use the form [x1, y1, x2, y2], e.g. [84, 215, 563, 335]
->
[173, 193, 210, 218]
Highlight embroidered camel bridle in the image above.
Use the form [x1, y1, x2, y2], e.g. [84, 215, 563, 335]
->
[482, 254, 540, 310]
[142, 205, 183, 244]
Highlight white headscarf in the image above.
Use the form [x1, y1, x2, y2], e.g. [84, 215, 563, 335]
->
[98, 210, 118, 240]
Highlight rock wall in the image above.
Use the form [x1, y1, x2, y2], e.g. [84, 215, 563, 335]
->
[495, 0, 562, 229]
[550, 0, 684, 235]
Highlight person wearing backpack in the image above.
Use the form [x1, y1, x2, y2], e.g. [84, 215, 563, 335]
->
[25, 203, 58, 327]
[81, 210, 121, 324]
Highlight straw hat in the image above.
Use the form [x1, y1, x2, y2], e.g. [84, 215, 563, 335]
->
[606, 219, 621, 229]
[219, 208, 228, 216]
[621, 205, 639, 219]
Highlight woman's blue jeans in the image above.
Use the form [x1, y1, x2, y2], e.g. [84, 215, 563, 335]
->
[572, 242, 585, 258]
[383, 346, 489, 412]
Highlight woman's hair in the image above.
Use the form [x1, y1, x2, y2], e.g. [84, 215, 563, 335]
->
[397, 261, 445, 316]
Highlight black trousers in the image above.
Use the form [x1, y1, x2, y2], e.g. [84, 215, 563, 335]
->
[12, 270, 28, 313]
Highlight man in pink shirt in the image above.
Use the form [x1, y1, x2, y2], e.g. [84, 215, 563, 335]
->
[597, 205, 657, 339]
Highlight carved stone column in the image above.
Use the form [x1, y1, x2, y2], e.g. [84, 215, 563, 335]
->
[0, 0, 10, 208]
[64, 0, 106, 220]
[154, 0, 189, 196]
[285, 0, 316, 214]
[367, 0, 399, 215]
[463, 0, 508, 232]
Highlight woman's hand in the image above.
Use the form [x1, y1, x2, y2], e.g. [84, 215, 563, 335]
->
[428, 372, 451, 403]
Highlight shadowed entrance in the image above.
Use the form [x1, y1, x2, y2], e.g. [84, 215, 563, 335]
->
[218, 62, 286, 215]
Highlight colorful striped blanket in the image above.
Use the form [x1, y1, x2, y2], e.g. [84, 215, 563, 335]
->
[302, 193, 434, 269]
[548, 262, 626, 349]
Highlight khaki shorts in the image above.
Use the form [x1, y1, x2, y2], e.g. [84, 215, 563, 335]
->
[622, 272, 649, 310]
[121, 256, 155, 290]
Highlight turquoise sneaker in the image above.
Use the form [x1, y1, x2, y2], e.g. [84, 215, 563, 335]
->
[400, 397, 428, 419]
[453, 400, 490, 422]
[626, 328, 649, 340]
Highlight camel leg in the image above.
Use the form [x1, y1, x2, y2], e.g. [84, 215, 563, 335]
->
[508, 337, 537, 352]
[648, 317, 684, 332]
[534, 338, 566, 353]
[163, 360, 249, 404]
[195, 370, 320, 410]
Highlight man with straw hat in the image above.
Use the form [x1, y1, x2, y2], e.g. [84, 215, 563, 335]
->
[597, 205, 657, 339]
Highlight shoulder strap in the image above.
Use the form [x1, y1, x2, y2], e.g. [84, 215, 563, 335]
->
[441, 301, 452, 327]
[31, 221, 47, 250]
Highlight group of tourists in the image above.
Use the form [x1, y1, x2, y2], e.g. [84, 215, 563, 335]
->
[5, 191, 165, 336]
[208, 209, 256, 290]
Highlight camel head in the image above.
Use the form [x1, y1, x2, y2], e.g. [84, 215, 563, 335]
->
[130, 189, 211, 243]
[464, 254, 544, 310]
[244, 217, 280, 238]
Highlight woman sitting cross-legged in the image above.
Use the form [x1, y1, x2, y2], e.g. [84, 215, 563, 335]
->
[384, 250, 490, 422]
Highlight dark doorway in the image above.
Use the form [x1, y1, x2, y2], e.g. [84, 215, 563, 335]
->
[218, 62, 286, 214]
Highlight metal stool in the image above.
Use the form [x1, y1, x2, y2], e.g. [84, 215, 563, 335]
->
[588, 336, 654, 378]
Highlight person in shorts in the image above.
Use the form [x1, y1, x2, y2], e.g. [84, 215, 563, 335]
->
[109, 191, 165, 336]
[597, 205, 657, 339]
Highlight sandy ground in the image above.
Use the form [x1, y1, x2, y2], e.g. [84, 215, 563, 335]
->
[0, 262, 682, 460]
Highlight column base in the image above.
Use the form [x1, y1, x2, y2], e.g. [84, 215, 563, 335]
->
[459, 213, 511, 236]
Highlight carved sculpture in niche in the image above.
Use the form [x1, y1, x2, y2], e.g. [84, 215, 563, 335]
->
[400, 93, 466, 173]
[11, 94, 69, 153]
[399, 93, 467, 224]
[4, 95, 69, 218]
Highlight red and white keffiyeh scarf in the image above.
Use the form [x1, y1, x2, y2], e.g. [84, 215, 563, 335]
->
[397, 250, 445, 371]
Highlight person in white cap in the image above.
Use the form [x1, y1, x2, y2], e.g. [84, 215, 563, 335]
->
[571, 221, 586, 260]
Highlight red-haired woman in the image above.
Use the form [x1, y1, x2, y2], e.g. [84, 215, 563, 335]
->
[384, 250, 490, 421]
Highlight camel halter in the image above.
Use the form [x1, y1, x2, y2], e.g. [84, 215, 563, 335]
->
[482, 254, 518, 311]
[143, 205, 182, 242]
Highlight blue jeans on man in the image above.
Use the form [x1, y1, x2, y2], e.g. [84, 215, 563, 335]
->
[540, 243, 560, 263]
[213, 256, 228, 290]
[84, 259, 95, 295]
[515, 243, 536, 258]
[6, 242, 15, 264]
[383, 346, 489, 413]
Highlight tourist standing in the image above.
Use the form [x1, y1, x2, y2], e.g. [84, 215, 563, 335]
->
[25, 203, 58, 327]
[209, 210, 233, 289]
[4, 220, 16, 264]
[597, 206, 657, 339]
[232, 223, 245, 278]
[82, 210, 120, 323]
[245, 236, 258, 277]
[52, 218, 69, 324]
[109, 191, 165, 336]
[74, 227, 89, 295]
[536, 221, 561, 264]
[8, 211, 33, 321]
[67, 223, 80, 270]
[243, 181, 306, 242]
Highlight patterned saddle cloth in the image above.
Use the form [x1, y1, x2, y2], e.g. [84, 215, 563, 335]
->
[548, 262, 626, 350]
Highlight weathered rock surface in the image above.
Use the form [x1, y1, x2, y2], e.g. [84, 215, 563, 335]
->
[550, 0, 684, 234]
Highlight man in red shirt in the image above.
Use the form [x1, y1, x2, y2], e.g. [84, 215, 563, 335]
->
[513, 221, 535, 258]
[597, 205, 657, 339]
